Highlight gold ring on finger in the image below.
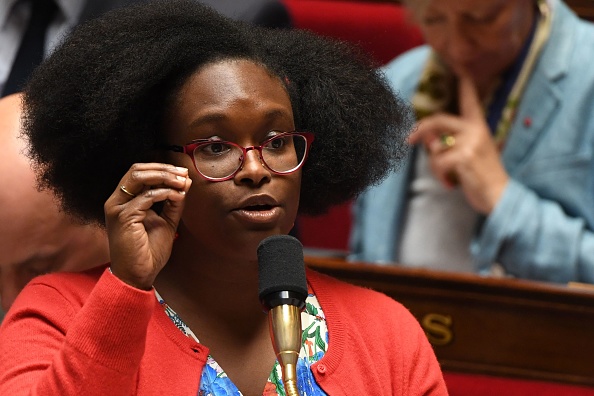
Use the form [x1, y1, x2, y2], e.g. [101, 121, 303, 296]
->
[120, 185, 136, 198]
[440, 134, 456, 150]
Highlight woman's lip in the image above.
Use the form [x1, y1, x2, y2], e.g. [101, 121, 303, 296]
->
[232, 206, 282, 226]
[236, 194, 279, 208]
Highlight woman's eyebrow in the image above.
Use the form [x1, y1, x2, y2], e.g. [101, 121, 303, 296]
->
[188, 113, 226, 129]
[188, 108, 292, 129]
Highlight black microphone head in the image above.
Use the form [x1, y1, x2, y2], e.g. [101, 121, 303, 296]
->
[257, 235, 308, 310]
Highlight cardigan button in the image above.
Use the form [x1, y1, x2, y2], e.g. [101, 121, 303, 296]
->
[316, 364, 327, 374]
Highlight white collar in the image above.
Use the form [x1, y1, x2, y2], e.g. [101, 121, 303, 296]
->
[0, 0, 85, 29]
[0, 0, 21, 28]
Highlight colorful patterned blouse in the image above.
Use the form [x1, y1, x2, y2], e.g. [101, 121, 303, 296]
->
[155, 287, 329, 396]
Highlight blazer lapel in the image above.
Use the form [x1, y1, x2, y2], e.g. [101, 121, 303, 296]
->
[502, 0, 573, 172]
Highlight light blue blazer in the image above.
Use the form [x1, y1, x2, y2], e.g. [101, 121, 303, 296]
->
[349, 0, 594, 284]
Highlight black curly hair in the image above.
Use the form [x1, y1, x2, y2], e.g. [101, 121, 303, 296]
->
[22, 0, 412, 225]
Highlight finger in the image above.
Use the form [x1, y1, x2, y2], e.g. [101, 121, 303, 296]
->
[159, 176, 193, 230]
[409, 113, 463, 146]
[426, 134, 456, 155]
[105, 184, 188, 223]
[458, 73, 484, 122]
[116, 163, 189, 202]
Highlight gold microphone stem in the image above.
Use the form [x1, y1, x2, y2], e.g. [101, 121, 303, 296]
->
[269, 304, 302, 396]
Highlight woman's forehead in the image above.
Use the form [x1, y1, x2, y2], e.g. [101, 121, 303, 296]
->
[165, 59, 294, 141]
[407, 0, 511, 17]
[178, 59, 290, 112]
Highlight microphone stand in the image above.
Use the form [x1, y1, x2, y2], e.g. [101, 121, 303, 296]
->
[269, 303, 302, 396]
[262, 289, 305, 396]
[257, 235, 307, 396]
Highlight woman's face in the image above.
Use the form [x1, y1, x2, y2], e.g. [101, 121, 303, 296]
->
[413, 0, 535, 90]
[165, 59, 301, 261]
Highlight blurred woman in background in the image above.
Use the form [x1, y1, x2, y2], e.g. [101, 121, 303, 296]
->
[351, 0, 594, 284]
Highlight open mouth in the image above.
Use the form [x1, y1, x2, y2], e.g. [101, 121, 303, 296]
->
[243, 204, 274, 211]
[233, 203, 280, 227]
[233, 195, 280, 226]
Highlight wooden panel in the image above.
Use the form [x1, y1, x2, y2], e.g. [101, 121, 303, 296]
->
[305, 256, 594, 387]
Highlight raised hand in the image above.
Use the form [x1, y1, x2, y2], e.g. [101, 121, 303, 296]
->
[408, 73, 509, 214]
[104, 163, 192, 289]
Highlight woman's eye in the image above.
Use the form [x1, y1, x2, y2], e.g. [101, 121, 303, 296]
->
[201, 142, 231, 155]
[467, 6, 501, 24]
[468, 13, 497, 24]
[267, 136, 288, 150]
[423, 15, 445, 25]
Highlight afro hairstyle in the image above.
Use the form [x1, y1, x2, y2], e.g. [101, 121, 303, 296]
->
[22, 0, 412, 224]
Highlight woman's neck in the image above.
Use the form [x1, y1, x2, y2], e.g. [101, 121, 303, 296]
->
[153, 234, 265, 327]
[154, 238, 277, 392]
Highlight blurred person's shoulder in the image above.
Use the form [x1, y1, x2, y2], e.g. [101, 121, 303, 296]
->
[381, 45, 430, 95]
[16, 264, 108, 309]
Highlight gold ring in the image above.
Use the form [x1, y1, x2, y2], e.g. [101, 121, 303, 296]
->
[440, 134, 456, 150]
[120, 185, 136, 198]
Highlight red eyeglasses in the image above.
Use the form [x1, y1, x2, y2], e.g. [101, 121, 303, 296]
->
[166, 131, 314, 181]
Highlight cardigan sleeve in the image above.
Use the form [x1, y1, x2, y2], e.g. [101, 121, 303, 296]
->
[377, 294, 448, 395]
[472, 178, 594, 283]
[404, 313, 450, 395]
[0, 268, 155, 395]
[307, 270, 448, 395]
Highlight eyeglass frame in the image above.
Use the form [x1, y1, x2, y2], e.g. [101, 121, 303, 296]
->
[165, 131, 315, 182]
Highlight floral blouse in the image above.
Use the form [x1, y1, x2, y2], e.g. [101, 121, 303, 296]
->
[155, 286, 329, 396]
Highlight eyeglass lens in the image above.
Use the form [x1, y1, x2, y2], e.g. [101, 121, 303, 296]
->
[193, 134, 308, 179]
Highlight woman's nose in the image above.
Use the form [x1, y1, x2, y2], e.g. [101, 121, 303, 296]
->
[446, 23, 476, 63]
[234, 148, 271, 185]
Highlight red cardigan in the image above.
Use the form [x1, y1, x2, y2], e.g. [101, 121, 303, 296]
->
[0, 266, 447, 395]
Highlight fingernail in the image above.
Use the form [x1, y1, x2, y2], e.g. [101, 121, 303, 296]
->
[179, 190, 186, 195]
[176, 166, 188, 173]
[176, 175, 186, 181]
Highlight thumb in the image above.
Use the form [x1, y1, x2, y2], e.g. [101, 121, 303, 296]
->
[160, 177, 192, 232]
[458, 73, 484, 121]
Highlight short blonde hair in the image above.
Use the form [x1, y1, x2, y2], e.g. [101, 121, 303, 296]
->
[401, 0, 432, 20]
[403, 0, 541, 21]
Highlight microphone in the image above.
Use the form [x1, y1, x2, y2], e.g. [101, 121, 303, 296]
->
[258, 235, 307, 396]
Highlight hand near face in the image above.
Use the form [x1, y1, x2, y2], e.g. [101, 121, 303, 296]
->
[104, 163, 192, 290]
[408, 73, 509, 214]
